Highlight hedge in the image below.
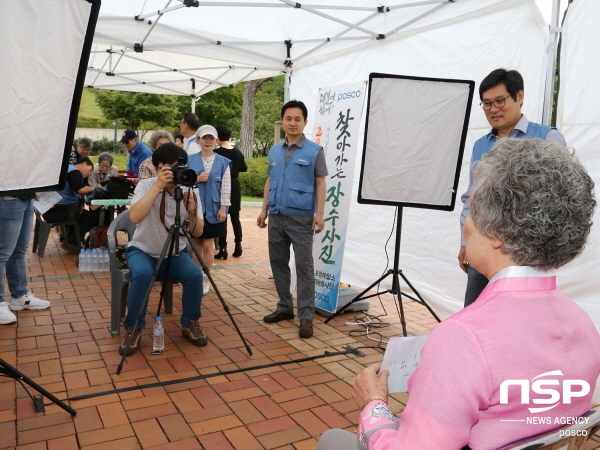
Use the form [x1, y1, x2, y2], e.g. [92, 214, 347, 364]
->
[239, 156, 268, 197]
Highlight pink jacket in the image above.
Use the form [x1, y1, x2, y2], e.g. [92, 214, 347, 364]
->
[358, 266, 600, 450]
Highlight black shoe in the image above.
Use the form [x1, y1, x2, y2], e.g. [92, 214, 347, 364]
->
[263, 310, 294, 323]
[119, 327, 142, 356]
[299, 319, 313, 338]
[60, 241, 80, 254]
[232, 243, 243, 257]
[215, 248, 228, 260]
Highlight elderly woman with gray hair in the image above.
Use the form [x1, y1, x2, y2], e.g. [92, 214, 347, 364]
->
[88, 152, 119, 188]
[317, 138, 600, 450]
[138, 130, 174, 179]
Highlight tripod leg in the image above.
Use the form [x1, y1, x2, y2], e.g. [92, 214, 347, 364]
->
[392, 272, 408, 337]
[399, 271, 441, 323]
[324, 271, 394, 324]
[116, 225, 180, 374]
[156, 230, 178, 317]
[0, 359, 77, 416]
[183, 230, 253, 356]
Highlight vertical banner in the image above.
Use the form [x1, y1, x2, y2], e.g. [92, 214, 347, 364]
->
[313, 82, 365, 313]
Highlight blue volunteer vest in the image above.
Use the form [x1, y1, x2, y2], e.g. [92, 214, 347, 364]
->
[57, 165, 81, 208]
[472, 122, 555, 163]
[267, 140, 320, 215]
[188, 153, 230, 224]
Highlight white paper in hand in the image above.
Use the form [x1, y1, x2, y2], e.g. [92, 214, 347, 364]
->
[381, 336, 428, 393]
[33, 191, 62, 215]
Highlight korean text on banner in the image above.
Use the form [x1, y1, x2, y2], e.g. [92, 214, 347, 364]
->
[312, 83, 365, 313]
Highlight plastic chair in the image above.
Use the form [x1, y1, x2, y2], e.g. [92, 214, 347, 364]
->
[497, 409, 600, 450]
[32, 204, 81, 257]
[107, 210, 173, 335]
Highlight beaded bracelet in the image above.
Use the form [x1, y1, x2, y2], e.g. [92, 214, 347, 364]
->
[362, 396, 388, 410]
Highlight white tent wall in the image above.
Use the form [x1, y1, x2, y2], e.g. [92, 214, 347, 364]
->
[288, 0, 555, 319]
[555, 0, 600, 330]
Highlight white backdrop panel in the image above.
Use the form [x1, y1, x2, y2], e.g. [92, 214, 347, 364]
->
[0, 1, 91, 191]
[289, 0, 550, 319]
[362, 77, 471, 207]
[555, 0, 600, 331]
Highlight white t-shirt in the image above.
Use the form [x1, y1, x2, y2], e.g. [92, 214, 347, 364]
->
[183, 136, 200, 156]
[128, 178, 202, 258]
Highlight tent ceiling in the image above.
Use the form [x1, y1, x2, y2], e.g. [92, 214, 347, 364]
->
[88, 0, 470, 96]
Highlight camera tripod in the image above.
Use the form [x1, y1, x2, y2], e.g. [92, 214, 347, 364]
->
[324, 207, 441, 335]
[117, 185, 252, 374]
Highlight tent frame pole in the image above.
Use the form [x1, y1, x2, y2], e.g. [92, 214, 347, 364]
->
[542, 0, 561, 126]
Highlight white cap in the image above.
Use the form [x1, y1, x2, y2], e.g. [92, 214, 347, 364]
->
[196, 125, 218, 139]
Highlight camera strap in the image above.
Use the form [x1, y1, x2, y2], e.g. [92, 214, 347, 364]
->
[159, 189, 197, 235]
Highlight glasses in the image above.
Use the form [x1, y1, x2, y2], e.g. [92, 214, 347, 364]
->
[99, 163, 111, 168]
[480, 94, 512, 110]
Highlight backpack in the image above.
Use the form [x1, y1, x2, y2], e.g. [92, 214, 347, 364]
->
[84, 226, 109, 249]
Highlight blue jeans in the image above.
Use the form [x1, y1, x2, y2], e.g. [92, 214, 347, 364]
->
[124, 246, 203, 329]
[0, 197, 34, 303]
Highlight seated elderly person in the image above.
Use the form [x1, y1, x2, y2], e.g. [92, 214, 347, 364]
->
[317, 138, 600, 450]
[119, 144, 206, 356]
[88, 152, 119, 188]
[138, 130, 174, 180]
[43, 157, 96, 253]
[70, 137, 93, 165]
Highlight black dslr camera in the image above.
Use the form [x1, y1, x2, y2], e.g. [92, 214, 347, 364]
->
[169, 157, 197, 187]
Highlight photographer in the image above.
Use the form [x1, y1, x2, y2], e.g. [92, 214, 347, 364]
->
[119, 144, 206, 356]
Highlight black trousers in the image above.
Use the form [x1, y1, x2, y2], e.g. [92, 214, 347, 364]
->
[218, 211, 243, 248]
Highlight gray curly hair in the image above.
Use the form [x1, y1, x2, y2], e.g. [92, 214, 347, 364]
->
[148, 130, 174, 150]
[471, 138, 595, 270]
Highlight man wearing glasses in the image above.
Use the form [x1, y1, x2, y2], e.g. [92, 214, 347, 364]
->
[458, 69, 566, 307]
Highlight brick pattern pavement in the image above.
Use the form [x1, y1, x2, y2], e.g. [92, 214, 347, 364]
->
[0, 207, 598, 449]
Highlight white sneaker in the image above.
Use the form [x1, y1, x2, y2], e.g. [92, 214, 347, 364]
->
[9, 292, 51, 311]
[203, 274, 210, 295]
[0, 303, 17, 324]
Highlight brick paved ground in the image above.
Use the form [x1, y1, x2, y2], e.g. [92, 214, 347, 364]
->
[0, 207, 598, 449]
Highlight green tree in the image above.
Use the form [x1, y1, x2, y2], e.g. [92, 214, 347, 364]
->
[253, 76, 284, 155]
[94, 90, 180, 131]
[175, 84, 244, 136]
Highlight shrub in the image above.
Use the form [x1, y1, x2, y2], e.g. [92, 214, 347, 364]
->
[239, 156, 269, 197]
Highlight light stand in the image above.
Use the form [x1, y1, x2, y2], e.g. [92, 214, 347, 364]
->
[117, 185, 252, 374]
[0, 358, 77, 415]
[324, 207, 441, 335]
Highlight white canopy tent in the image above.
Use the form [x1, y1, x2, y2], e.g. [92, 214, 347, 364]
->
[89, 0, 599, 330]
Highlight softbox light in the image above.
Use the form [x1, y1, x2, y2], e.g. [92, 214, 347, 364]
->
[0, 0, 100, 195]
[358, 73, 474, 211]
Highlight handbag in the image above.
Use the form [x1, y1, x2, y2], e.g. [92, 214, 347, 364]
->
[106, 176, 132, 199]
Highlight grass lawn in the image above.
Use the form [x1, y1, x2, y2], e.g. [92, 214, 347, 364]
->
[241, 196, 262, 202]
[79, 89, 105, 120]
[90, 153, 128, 170]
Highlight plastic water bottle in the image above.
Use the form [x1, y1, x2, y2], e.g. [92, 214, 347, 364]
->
[79, 249, 87, 272]
[103, 249, 110, 272]
[153, 317, 164, 353]
[92, 249, 99, 272]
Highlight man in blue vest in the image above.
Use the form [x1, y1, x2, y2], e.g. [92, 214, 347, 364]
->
[122, 130, 152, 177]
[257, 100, 328, 339]
[458, 69, 566, 307]
[43, 157, 96, 254]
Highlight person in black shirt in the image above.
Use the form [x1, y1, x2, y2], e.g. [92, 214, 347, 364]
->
[213, 124, 247, 258]
[43, 158, 95, 253]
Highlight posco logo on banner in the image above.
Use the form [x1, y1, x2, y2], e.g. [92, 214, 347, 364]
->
[338, 90, 361, 101]
[499, 370, 590, 413]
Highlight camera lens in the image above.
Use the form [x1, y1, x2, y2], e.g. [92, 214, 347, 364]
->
[176, 168, 197, 187]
